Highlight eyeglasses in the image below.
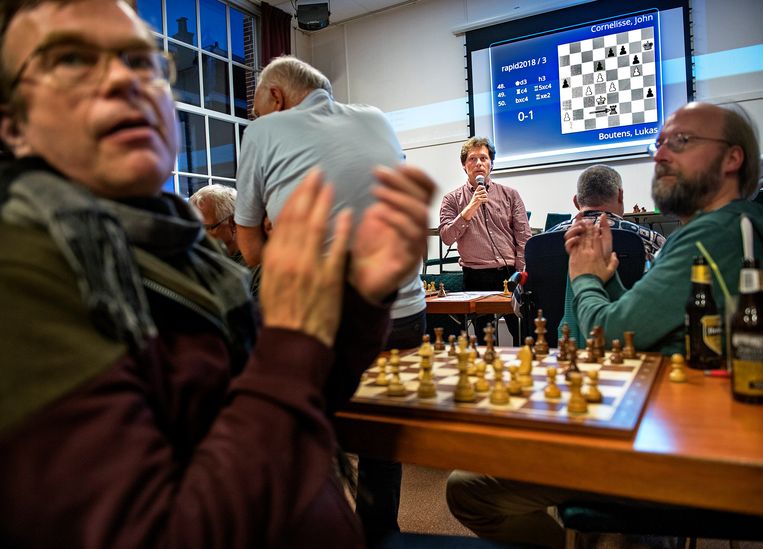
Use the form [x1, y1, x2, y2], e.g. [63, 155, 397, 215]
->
[8, 41, 176, 93]
[647, 133, 731, 157]
[204, 215, 232, 232]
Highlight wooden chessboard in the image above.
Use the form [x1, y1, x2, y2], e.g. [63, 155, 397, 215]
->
[348, 346, 663, 438]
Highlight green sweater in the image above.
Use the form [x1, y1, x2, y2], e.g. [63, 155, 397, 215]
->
[571, 200, 763, 355]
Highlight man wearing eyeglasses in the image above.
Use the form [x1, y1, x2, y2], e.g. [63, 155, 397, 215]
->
[0, 1, 438, 548]
[566, 102, 763, 355]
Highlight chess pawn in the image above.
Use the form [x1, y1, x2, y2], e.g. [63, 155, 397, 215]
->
[566, 372, 588, 414]
[448, 334, 457, 357]
[483, 325, 496, 366]
[454, 345, 477, 403]
[417, 348, 437, 398]
[584, 370, 603, 403]
[669, 353, 688, 383]
[375, 356, 389, 386]
[544, 366, 561, 399]
[433, 328, 446, 351]
[420, 334, 434, 356]
[557, 324, 571, 363]
[507, 364, 523, 396]
[469, 335, 481, 359]
[579, 338, 595, 363]
[623, 331, 637, 359]
[474, 360, 490, 393]
[503, 279, 510, 296]
[609, 339, 624, 364]
[437, 282, 447, 297]
[386, 349, 407, 396]
[467, 348, 478, 376]
[565, 338, 581, 381]
[524, 336, 536, 360]
[490, 357, 510, 405]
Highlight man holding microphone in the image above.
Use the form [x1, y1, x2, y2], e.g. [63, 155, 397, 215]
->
[439, 137, 532, 345]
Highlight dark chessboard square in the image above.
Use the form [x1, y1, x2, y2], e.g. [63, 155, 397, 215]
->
[570, 41, 581, 54]
[596, 109, 607, 117]
[641, 26, 654, 38]
[585, 118, 597, 130]
[559, 55, 570, 67]
[644, 74, 656, 87]
[631, 88, 644, 100]
[593, 37, 605, 49]
[583, 73, 594, 85]
[607, 92, 619, 104]
[572, 87, 583, 98]
[573, 109, 584, 120]
[629, 41, 643, 54]
[595, 83, 606, 94]
[584, 96, 595, 107]
[523, 400, 565, 413]
[632, 112, 645, 124]
[618, 78, 631, 91]
[600, 365, 636, 373]
[571, 64, 582, 76]
[600, 395, 616, 407]
[618, 55, 630, 68]
[619, 102, 631, 114]
[606, 69, 618, 81]
[643, 50, 655, 64]
[617, 32, 630, 44]
[582, 50, 593, 63]
[645, 97, 656, 110]
[607, 115, 620, 126]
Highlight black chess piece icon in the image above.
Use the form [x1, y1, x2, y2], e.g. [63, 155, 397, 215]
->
[596, 61, 603, 71]
[632, 54, 640, 65]
[643, 40, 653, 51]
[562, 79, 569, 88]
[608, 48, 615, 57]
[647, 88, 654, 98]
[620, 45, 627, 55]
[609, 105, 618, 115]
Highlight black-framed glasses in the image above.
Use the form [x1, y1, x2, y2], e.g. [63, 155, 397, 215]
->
[8, 41, 176, 93]
[647, 133, 731, 157]
[204, 215, 232, 232]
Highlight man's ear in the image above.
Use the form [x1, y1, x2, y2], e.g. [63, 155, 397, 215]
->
[573, 195, 581, 211]
[269, 86, 286, 112]
[0, 113, 30, 156]
[723, 144, 744, 177]
[617, 187, 624, 205]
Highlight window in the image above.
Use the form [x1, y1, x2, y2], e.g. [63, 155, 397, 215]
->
[136, 0, 259, 197]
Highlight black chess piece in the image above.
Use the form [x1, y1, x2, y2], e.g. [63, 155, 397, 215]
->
[632, 54, 640, 65]
[595, 61, 603, 71]
[609, 105, 617, 115]
[647, 88, 654, 98]
[619, 45, 627, 55]
[608, 47, 615, 57]
[562, 79, 569, 88]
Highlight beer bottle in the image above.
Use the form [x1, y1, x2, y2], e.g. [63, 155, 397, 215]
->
[685, 256, 723, 369]
[730, 259, 763, 403]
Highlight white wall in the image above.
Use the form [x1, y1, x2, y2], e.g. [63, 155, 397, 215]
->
[294, 0, 763, 234]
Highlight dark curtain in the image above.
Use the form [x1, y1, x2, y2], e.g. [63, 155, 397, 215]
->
[261, 2, 292, 64]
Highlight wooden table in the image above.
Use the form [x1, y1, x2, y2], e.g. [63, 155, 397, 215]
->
[336, 361, 763, 516]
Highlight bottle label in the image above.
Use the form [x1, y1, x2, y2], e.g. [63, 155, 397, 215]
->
[691, 265, 711, 284]
[738, 269, 761, 294]
[731, 360, 763, 396]
[701, 315, 722, 355]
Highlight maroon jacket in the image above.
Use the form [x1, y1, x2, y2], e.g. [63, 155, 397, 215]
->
[0, 221, 390, 548]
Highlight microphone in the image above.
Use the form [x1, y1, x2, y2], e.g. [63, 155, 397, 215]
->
[475, 175, 487, 190]
[506, 270, 528, 293]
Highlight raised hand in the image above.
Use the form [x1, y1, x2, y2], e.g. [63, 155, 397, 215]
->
[349, 164, 434, 304]
[260, 169, 352, 347]
[567, 214, 618, 283]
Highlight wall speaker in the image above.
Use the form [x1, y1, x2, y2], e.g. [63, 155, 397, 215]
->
[296, 2, 329, 31]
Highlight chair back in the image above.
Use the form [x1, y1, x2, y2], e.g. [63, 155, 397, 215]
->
[543, 213, 572, 231]
[522, 228, 646, 347]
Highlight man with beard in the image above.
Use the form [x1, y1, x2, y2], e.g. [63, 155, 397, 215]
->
[446, 102, 762, 548]
[565, 101, 763, 355]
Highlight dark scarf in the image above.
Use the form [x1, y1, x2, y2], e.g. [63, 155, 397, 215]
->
[0, 158, 253, 353]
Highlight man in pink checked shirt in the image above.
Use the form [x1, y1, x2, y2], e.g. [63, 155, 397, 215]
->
[439, 137, 532, 345]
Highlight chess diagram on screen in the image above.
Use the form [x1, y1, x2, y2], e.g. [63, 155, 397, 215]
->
[558, 27, 659, 133]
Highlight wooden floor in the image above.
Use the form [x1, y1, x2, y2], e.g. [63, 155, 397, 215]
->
[398, 464, 763, 548]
